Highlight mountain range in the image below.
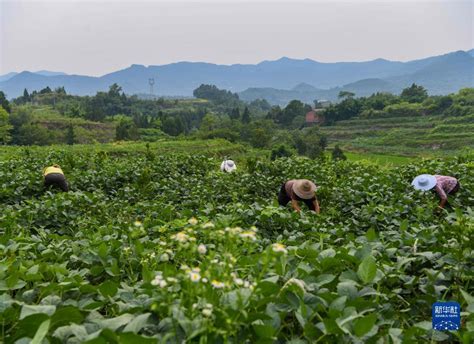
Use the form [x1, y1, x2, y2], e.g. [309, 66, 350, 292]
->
[0, 49, 473, 104]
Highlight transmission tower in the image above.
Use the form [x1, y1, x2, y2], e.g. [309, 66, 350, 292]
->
[148, 78, 155, 96]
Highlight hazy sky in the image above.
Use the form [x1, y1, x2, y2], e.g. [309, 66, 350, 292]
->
[0, 0, 472, 76]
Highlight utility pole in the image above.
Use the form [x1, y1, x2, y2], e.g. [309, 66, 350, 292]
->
[148, 78, 155, 97]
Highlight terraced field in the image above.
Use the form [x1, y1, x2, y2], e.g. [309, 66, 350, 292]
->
[321, 115, 474, 156]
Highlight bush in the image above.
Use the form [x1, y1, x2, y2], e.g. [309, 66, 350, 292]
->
[270, 144, 293, 160]
[332, 145, 347, 161]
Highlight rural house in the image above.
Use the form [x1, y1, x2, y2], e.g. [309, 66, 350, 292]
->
[305, 109, 325, 126]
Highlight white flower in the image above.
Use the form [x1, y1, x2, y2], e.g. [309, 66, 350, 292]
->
[123, 247, 131, 254]
[151, 273, 168, 288]
[225, 227, 242, 235]
[202, 308, 212, 317]
[189, 271, 201, 282]
[134, 220, 143, 227]
[197, 244, 207, 255]
[188, 217, 198, 225]
[272, 243, 288, 254]
[206, 303, 213, 309]
[203, 222, 215, 229]
[166, 277, 178, 283]
[149, 252, 156, 259]
[211, 280, 225, 289]
[202, 278, 208, 283]
[172, 232, 189, 243]
[239, 231, 257, 241]
[286, 278, 306, 292]
[244, 281, 250, 288]
[234, 278, 244, 286]
[159, 253, 169, 262]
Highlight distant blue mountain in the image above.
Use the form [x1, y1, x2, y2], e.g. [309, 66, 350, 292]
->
[0, 72, 18, 82]
[0, 49, 473, 102]
[0, 70, 67, 83]
[34, 70, 67, 77]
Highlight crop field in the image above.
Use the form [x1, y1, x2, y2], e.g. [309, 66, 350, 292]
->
[1, 146, 473, 343]
[321, 115, 474, 157]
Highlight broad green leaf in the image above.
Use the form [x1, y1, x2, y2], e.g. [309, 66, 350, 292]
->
[31, 319, 50, 344]
[119, 332, 157, 344]
[314, 274, 335, 287]
[98, 280, 118, 298]
[365, 228, 377, 241]
[123, 313, 151, 333]
[336, 281, 358, 299]
[460, 289, 474, 305]
[20, 304, 56, 320]
[95, 313, 134, 331]
[357, 255, 377, 284]
[253, 324, 276, 338]
[50, 306, 84, 330]
[353, 313, 377, 337]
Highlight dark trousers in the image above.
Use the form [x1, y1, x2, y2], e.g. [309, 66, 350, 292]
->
[278, 184, 315, 211]
[44, 173, 69, 192]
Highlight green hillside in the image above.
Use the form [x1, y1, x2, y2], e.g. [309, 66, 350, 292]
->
[321, 114, 474, 156]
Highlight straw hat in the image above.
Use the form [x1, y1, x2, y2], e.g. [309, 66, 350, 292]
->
[411, 174, 437, 191]
[292, 179, 317, 199]
[220, 160, 237, 173]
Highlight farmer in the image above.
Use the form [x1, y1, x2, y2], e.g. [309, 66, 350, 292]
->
[43, 164, 69, 192]
[278, 179, 320, 213]
[411, 174, 460, 209]
[220, 159, 237, 173]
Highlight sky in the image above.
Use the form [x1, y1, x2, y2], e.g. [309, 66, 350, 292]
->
[0, 0, 472, 76]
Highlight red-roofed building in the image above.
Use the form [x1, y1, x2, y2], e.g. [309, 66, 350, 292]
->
[305, 109, 325, 126]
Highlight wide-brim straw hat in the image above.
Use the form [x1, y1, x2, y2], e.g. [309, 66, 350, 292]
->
[293, 179, 317, 199]
[221, 160, 236, 173]
[411, 174, 437, 191]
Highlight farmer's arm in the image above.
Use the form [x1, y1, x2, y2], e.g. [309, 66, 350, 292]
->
[435, 184, 448, 209]
[313, 197, 320, 214]
[291, 199, 301, 213]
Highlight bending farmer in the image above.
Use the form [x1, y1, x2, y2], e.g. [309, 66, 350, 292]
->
[411, 174, 459, 209]
[43, 164, 69, 192]
[278, 179, 320, 213]
[221, 159, 237, 173]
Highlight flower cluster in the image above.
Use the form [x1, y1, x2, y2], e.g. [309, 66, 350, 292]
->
[151, 272, 167, 288]
[272, 243, 288, 254]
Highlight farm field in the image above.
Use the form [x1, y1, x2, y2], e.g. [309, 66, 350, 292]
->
[1, 144, 473, 343]
[321, 115, 474, 157]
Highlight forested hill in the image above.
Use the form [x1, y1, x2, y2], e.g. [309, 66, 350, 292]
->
[0, 50, 473, 100]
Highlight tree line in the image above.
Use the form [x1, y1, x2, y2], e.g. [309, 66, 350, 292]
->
[1, 82, 472, 160]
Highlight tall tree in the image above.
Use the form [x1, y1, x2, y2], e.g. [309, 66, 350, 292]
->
[400, 83, 428, 103]
[66, 123, 76, 145]
[338, 91, 355, 99]
[241, 107, 251, 124]
[23, 89, 30, 103]
[0, 107, 13, 144]
[0, 91, 11, 113]
[230, 107, 240, 120]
